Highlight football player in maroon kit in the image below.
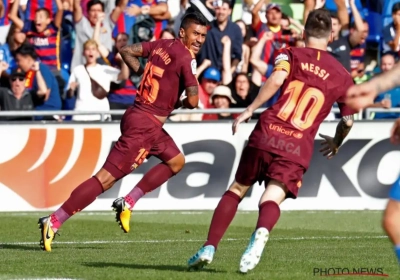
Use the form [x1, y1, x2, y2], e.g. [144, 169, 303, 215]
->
[188, 9, 357, 273]
[37, 12, 208, 252]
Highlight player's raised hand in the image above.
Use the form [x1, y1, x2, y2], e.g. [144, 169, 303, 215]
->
[345, 82, 376, 111]
[390, 118, 400, 145]
[232, 109, 252, 135]
[319, 133, 339, 159]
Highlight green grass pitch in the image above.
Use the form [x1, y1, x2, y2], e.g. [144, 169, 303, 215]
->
[0, 210, 399, 280]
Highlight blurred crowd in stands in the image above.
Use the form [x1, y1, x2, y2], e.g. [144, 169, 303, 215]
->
[0, 0, 398, 121]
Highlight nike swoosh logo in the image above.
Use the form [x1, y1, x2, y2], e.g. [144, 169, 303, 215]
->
[45, 223, 52, 240]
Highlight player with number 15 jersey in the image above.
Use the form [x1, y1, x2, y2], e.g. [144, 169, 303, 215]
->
[37, 12, 208, 252]
[188, 9, 357, 273]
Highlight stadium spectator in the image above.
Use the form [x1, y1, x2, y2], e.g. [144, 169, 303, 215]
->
[113, 0, 170, 40]
[160, 27, 176, 39]
[0, 65, 40, 120]
[368, 52, 400, 119]
[9, 0, 67, 104]
[0, 0, 11, 44]
[349, 20, 369, 79]
[198, 66, 221, 109]
[327, 1, 365, 72]
[383, 3, 400, 53]
[197, 0, 243, 72]
[251, 3, 294, 80]
[94, 13, 135, 119]
[6, 24, 27, 52]
[67, 39, 129, 121]
[70, 0, 128, 70]
[14, 43, 62, 117]
[203, 85, 237, 120]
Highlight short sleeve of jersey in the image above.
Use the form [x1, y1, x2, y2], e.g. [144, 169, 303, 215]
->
[181, 52, 198, 88]
[141, 41, 159, 58]
[273, 48, 292, 74]
[336, 77, 358, 116]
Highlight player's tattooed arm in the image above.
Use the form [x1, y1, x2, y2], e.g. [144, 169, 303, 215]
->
[182, 86, 199, 109]
[119, 43, 144, 76]
[333, 115, 354, 147]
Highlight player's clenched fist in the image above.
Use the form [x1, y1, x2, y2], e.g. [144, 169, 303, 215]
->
[345, 82, 377, 111]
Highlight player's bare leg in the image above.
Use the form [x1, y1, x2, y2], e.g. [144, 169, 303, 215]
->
[113, 152, 185, 233]
[38, 168, 118, 252]
[239, 180, 287, 273]
[188, 181, 250, 270]
[383, 199, 400, 263]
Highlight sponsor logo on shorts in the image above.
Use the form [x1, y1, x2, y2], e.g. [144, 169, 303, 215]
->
[131, 148, 149, 170]
[269, 124, 303, 139]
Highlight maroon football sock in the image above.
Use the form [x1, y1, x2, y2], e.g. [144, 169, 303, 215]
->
[125, 163, 175, 209]
[256, 200, 281, 232]
[204, 190, 241, 249]
[50, 177, 103, 231]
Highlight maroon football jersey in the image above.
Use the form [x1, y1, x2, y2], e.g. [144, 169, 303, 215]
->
[248, 47, 357, 169]
[133, 39, 198, 116]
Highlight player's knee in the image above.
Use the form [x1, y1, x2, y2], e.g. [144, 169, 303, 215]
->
[167, 153, 185, 174]
[228, 181, 250, 198]
[94, 168, 117, 191]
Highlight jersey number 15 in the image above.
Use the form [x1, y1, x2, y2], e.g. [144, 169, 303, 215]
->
[277, 80, 325, 131]
[139, 62, 165, 103]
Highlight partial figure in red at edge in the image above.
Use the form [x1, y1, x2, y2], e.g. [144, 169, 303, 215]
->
[188, 9, 357, 273]
[37, 11, 208, 252]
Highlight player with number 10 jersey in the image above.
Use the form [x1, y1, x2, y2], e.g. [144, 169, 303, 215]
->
[188, 9, 357, 273]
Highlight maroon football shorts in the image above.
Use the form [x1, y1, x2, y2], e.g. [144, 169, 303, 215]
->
[235, 145, 306, 199]
[103, 107, 181, 180]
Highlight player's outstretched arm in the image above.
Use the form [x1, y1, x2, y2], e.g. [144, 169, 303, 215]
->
[347, 61, 400, 111]
[319, 115, 354, 159]
[119, 44, 145, 76]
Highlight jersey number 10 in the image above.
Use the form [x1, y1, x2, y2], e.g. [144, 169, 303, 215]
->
[140, 62, 165, 103]
[277, 80, 325, 131]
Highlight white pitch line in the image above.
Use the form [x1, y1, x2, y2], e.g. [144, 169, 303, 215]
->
[0, 235, 388, 246]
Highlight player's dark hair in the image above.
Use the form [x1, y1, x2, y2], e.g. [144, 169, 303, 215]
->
[87, 0, 104, 12]
[393, 3, 400, 14]
[35, 8, 51, 18]
[14, 43, 38, 60]
[180, 11, 208, 30]
[304, 9, 332, 39]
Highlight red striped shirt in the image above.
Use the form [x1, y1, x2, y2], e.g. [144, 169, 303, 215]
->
[24, 21, 61, 70]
